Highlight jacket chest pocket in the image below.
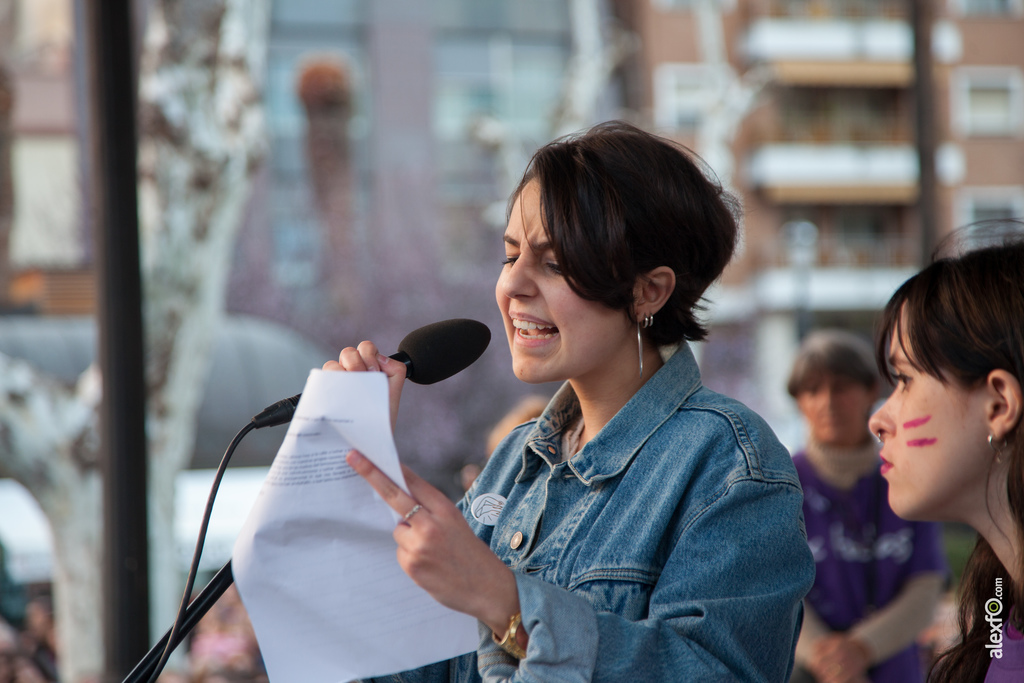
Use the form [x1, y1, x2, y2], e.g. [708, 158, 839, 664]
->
[567, 568, 659, 620]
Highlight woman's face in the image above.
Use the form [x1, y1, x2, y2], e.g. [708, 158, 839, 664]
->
[495, 181, 637, 392]
[868, 331, 992, 523]
[795, 373, 876, 448]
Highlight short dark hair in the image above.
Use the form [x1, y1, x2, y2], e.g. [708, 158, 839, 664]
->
[508, 121, 740, 345]
[786, 329, 879, 398]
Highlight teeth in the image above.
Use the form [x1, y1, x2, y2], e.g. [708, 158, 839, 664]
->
[512, 318, 556, 338]
[513, 319, 549, 330]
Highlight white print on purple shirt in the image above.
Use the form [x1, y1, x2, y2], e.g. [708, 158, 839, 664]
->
[807, 523, 914, 564]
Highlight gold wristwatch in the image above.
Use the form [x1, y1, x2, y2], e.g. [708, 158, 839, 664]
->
[493, 611, 527, 659]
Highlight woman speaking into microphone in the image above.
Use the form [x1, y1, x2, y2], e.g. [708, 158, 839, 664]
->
[326, 121, 815, 682]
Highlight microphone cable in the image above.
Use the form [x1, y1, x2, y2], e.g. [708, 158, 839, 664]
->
[139, 318, 490, 681]
[146, 419, 255, 683]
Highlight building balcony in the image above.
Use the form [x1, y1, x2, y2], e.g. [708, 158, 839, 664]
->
[704, 262, 918, 323]
[746, 143, 918, 203]
[743, 10, 912, 86]
[757, 231, 919, 269]
[753, 264, 921, 313]
[749, 0, 907, 20]
[755, 114, 912, 145]
[9, 268, 96, 315]
[753, 265, 918, 312]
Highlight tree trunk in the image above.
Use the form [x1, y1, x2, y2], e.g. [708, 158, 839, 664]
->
[0, 1, 270, 680]
[138, 0, 270, 654]
[45, 472, 102, 683]
[552, 0, 618, 138]
[693, 0, 771, 190]
[0, 355, 101, 682]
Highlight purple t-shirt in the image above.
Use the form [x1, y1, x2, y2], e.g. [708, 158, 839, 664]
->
[794, 453, 948, 683]
[985, 618, 1024, 682]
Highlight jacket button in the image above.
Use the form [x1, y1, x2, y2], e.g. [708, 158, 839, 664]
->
[510, 531, 523, 549]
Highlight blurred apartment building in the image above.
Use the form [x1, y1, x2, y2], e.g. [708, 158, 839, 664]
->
[3, 0, 1023, 448]
[611, 0, 1024, 441]
[1, 0, 90, 314]
[257, 0, 1024, 443]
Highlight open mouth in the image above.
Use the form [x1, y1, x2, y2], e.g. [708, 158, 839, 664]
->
[512, 319, 558, 339]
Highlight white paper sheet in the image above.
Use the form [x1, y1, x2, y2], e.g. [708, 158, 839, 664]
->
[232, 369, 479, 682]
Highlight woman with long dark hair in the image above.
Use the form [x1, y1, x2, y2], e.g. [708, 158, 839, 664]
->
[868, 234, 1024, 682]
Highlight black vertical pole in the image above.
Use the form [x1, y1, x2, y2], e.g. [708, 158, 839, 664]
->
[911, 0, 938, 264]
[84, 0, 151, 679]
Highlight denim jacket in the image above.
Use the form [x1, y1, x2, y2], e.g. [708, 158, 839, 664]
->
[370, 345, 814, 682]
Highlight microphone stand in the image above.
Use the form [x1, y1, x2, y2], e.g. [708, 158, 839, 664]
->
[122, 561, 234, 683]
[124, 380, 316, 681]
[122, 318, 490, 682]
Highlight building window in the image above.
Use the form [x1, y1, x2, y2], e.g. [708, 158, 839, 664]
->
[753, 0, 905, 18]
[955, 187, 1024, 231]
[963, 218, 1024, 248]
[829, 206, 906, 266]
[433, 35, 568, 207]
[952, 0, 1024, 17]
[952, 67, 1024, 137]
[654, 63, 731, 132]
[434, 37, 566, 144]
[776, 88, 905, 144]
[653, 0, 736, 10]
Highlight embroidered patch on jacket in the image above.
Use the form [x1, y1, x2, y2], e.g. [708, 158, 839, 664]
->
[471, 493, 506, 525]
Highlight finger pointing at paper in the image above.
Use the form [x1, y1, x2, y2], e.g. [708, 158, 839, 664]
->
[326, 339, 524, 644]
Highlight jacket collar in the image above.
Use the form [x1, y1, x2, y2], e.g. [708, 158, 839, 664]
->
[517, 344, 703, 485]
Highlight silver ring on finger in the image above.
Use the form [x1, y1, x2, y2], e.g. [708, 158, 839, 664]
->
[403, 504, 423, 522]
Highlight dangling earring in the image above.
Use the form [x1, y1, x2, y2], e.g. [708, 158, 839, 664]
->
[636, 320, 643, 378]
[989, 434, 1007, 463]
[636, 313, 654, 378]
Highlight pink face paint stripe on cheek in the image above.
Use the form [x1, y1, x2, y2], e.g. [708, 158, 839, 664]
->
[903, 415, 932, 429]
[907, 438, 937, 447]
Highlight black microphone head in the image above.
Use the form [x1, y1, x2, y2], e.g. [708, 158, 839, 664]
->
[397, 318, 491, 385]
